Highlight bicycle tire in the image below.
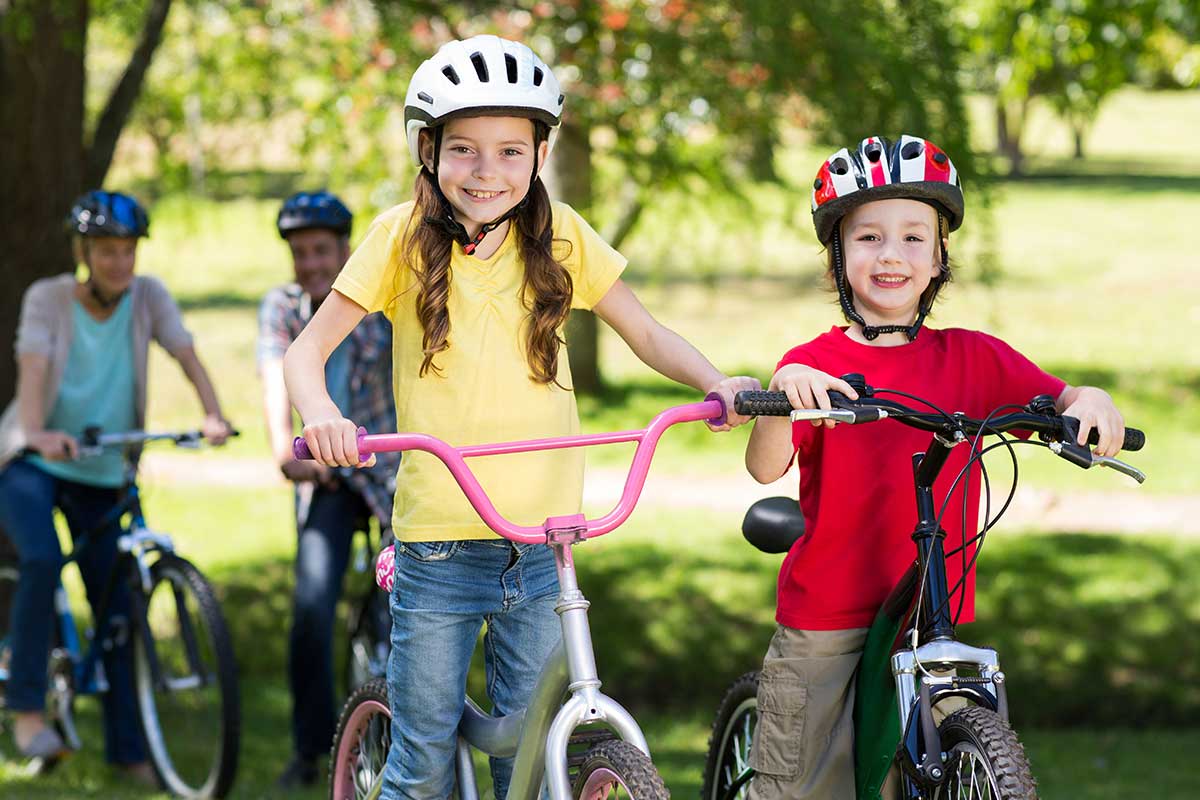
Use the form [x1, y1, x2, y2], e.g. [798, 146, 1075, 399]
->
[329, 676, 391, 800]
[933, 706, 1038, 800]
[133, 554, 240, 798]
[572, 739, 670, 800]
[701, 671, 759, 800]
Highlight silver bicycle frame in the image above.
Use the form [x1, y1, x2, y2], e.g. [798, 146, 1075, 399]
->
[453, 536, 651, 800]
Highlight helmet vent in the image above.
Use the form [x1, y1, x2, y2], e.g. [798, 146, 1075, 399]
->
[557, 93, 564, 106]
[831, 157, 849, 175]
[505, 53, 518, 83]
[901, 140, 923, 160]
[865, 143, 882, 162]
[442, 66, 460, 85]
[470, 52, 489, 82]
[533, 66, 544, 86]
[417, 91, 434, 104]
[932, 151, 948, 164]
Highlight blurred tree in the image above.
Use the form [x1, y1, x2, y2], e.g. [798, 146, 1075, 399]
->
[372, 0, 975, 391]
[959, 0, 1195, 172]
[0, 0, 173, 402]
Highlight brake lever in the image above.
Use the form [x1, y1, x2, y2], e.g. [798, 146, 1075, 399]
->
[789, 407, 889, 425]
[1091, 454, 1146, 484]
[1048, 441, 1146, 484]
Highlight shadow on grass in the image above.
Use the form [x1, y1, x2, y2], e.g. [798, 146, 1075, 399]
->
[1001, 171, 1200, 194]
[177, 290, 262, 312]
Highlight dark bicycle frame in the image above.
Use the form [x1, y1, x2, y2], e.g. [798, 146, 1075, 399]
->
[0, 456, 210, 752]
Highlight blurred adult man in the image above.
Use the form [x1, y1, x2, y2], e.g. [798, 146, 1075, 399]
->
[257, 191, 397, 787]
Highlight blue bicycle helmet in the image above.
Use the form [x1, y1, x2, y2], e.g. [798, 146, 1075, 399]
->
[66, 190, 150, 238]
[276, 191, 353, 239]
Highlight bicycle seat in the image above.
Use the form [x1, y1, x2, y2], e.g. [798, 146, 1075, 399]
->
[741, 497, 805, 554]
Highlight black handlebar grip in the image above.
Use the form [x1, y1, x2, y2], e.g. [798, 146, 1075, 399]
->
[1062, 417, 1145, 452]
[1109, 427, 1145, 452]
[734, 391, 794, 417]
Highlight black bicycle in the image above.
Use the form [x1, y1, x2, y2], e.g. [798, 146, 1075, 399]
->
[702, 374, 1145, 800]
[0, 429, 241, 798]
[343, 521, 392, 695]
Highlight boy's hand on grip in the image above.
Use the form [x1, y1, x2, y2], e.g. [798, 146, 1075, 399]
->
[1061, 386, 1125, 458]
[769, 365, 860, 429]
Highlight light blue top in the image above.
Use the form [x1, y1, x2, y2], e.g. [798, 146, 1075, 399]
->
[325, 335, 354, 418]
[32, 296, 137, 488]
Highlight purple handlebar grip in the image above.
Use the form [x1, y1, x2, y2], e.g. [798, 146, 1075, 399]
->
[704, 392, 728, 427]
[292, 427, 370, 462]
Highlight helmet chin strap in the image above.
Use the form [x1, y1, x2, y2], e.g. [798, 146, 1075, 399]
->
[830, 214, 948, 342]
[422, 126, 541, 256]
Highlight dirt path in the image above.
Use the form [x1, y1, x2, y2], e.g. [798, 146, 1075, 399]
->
[141, 452, 1200, 536]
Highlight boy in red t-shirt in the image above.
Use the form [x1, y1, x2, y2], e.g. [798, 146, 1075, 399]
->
[742, 135, 1126, 800]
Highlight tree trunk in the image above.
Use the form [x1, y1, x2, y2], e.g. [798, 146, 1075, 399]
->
[84, 0, 172, 188]
[746, 126, 779, 183]
[0, 1, 89, 404]
[544, 120, 603, 394]
[995, 97, 1026, 177]
[1071, 118, 1085, 160]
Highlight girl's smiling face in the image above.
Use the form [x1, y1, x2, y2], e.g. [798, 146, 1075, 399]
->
[421, 116, 548, 238]
[840, 198, 943, 329]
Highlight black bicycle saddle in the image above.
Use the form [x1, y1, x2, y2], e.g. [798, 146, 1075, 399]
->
[741, 497, 805, 554]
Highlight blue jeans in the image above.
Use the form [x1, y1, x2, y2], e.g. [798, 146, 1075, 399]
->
[382, 539, 561, 800]
[288, 481, 370, 760]
[0, 459, 145, 764]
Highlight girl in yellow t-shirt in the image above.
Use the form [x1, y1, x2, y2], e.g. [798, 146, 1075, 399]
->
[284, 35, 758, 799]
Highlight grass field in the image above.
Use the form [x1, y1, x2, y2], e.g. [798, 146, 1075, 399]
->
[3, 86, 1199, 795]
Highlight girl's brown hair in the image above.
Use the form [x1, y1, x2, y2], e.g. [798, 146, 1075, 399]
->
[399, 121, 573, 384]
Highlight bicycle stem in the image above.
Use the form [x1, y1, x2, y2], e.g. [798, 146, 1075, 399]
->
[911, 434, 959, 642]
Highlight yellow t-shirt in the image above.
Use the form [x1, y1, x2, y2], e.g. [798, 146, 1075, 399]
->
[333, 201, 626, 541]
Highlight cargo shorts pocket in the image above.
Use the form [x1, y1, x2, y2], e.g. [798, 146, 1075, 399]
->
[749, 666, 807, 779]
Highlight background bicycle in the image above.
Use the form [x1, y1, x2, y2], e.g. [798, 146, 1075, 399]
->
[0, 429, 241, 798]
[703, 379, 1145, 800]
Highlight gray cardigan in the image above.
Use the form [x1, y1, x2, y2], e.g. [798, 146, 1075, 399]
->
[0, 274, 194, 467]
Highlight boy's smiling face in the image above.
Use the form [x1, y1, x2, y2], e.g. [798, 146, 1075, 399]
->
[840, 198, 943, 329]
[421, 115, 547, 238]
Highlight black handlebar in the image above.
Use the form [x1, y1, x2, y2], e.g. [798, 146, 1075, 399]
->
[735, 386, 1144, 453]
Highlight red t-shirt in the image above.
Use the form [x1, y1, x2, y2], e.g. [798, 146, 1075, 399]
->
[774, 326, 1066, 630]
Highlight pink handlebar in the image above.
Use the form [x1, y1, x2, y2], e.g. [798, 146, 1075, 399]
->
[293, 396, 726, 544]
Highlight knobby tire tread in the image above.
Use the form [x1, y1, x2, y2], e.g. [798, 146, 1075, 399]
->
[938, 705, 1038, 799]
[701, 671, 760, 800]
[574, 739, 670, 800]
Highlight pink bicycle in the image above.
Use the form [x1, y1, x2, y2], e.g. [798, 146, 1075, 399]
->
[298, 396, 729, 800]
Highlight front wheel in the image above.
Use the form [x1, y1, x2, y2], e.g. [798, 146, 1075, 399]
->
[133, 554, 240, 798]
[933, 706, 1038, 799]
[701, 671, 759, 800]
[330, 677, 391, 800]
[572, 739, 670, 800]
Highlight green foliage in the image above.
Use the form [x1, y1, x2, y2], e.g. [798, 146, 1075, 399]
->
[958, 0, 1199, 163]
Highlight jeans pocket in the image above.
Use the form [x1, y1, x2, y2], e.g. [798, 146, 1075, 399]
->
[397, 540, 461, 563]
[749, 666, 807, 779]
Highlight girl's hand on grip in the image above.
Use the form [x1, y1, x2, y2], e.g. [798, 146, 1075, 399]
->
[707, 375, 763, 431]
[301, 416, 376, 468]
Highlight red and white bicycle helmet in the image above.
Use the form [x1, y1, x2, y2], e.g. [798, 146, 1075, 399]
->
[810, 135, 965, 341]
[403, 35, 564, 166]
[811, 135, 963, 245]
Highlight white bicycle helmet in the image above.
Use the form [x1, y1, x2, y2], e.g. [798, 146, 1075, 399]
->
[404, 35, 564, 166]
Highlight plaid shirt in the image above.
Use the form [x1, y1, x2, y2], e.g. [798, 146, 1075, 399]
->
[257, 284, 398, 529]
